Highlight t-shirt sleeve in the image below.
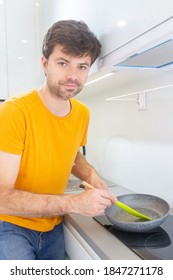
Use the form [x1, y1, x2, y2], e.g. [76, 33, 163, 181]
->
[79, 106, 90, 147]
[0, 101, 26, 154]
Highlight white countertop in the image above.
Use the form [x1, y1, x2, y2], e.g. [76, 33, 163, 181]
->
[64, 184, 142, 260]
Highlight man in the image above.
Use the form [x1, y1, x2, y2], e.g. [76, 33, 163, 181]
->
[0, 20, 115, 260]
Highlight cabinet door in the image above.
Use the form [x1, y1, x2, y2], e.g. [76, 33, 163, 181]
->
[98, 0, 173, 58]
[0, 0, 43, 99]
[5, 0, 42, 97]
[63, 222, 101, 260]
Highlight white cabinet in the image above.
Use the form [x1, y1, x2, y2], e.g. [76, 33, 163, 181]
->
[0, 0, 43, 99]
[63, 220, 101, 260]
[98, 0, 173, 58]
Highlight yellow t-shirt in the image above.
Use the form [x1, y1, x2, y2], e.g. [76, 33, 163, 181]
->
[0, 90, 90, 231]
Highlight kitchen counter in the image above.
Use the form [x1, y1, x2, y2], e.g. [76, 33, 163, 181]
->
[64, 183, 142, 260]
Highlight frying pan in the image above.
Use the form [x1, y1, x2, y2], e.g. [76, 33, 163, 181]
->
[105, 193, 170, 232]
[80, 181, 151, 220]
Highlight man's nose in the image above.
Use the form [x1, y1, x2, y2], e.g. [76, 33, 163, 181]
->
[65, 66, 78, 81]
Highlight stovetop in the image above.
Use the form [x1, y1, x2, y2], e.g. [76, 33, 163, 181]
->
[94, 214, 173, 260]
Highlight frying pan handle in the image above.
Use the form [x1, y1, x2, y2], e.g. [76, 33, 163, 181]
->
[80, 181, 95, 189]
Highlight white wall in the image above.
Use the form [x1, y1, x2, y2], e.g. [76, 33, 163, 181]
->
[82, 72, 173, 208]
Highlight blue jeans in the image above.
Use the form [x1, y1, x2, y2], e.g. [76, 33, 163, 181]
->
[0, 221, 66, 260]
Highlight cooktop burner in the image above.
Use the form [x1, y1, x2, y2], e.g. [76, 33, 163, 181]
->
[94, 214, 173, 260]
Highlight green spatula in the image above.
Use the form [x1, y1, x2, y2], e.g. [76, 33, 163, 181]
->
[115, 200, 152, 221]
[80, 181, 152, 221]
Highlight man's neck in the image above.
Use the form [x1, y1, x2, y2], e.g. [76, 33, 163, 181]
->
[37, 84, 71, 117]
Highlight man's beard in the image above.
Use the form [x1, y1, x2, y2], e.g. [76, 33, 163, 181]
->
[47, 79, 83, 100]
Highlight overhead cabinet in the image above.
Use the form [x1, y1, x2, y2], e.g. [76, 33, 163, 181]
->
[98, 0, 173, 59]
[0, 0, 42, 99]
[80, 15, 173, 101]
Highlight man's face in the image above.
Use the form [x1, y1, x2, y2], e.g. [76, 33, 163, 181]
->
[42, 45, 91, 100]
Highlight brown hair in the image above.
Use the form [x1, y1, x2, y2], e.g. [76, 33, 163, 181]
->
[42, 20, 101, 65]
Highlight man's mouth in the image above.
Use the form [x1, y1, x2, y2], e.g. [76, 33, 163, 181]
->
[60, 79, 81, 88]
[64, 83, 77, 90]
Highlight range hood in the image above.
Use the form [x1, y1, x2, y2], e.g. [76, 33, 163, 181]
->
[99, 16, 173, 71]
[82, 16, 173, 96]
[115, 39, 173, 69]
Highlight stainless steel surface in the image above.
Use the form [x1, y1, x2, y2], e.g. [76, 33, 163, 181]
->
[65, 177, 82, 192]
[64, 213, 141, 260]
[66, 177, 116, 193]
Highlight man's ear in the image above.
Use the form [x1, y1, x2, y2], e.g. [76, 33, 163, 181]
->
[41, 56, 48, 76]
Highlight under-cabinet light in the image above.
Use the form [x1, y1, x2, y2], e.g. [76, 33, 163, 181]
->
[85, 72, 114, 86]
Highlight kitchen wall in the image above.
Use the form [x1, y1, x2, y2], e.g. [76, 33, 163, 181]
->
[78, 71, 173, 208]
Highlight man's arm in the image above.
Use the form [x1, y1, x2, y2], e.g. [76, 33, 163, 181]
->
[0, 151, 115, 218]
[71, 151, 107, 189]
[0, 151, 73, 217]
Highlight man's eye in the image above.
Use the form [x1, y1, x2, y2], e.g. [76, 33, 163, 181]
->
[58, 62, 67, 67]
[80, 65, 88, 70]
